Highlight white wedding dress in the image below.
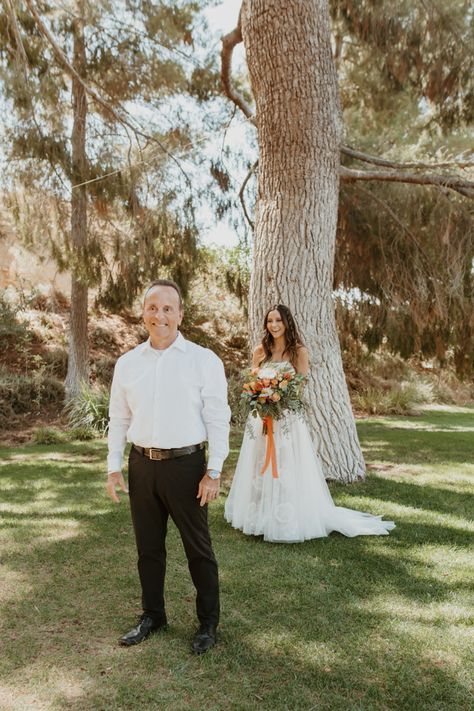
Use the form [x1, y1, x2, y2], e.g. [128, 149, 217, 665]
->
[225, 378, 395, 543]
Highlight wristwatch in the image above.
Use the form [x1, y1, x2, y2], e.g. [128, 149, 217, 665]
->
[206, 469, 221, 480]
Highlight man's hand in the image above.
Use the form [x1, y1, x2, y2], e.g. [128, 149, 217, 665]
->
[197, 472, 220, 507]
[106, 471, 129, 503]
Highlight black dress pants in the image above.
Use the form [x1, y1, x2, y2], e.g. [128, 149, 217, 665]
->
[127, 446, 219, 627]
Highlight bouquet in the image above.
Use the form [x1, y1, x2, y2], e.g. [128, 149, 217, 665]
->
[240, 363, 306, 478]
[241, 362, 306, 427]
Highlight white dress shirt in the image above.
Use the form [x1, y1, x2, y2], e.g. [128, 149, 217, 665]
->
[107, 332, 230, 474]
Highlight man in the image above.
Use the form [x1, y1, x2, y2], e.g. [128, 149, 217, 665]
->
[106, 279, 230, 654]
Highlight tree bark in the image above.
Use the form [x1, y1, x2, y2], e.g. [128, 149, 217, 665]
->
[65, 8, 89, 399]
[241, 0, 365, 482]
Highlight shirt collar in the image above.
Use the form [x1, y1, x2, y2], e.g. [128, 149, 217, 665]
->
[171, 332, 187, 352]
[141, 331, 187, 354]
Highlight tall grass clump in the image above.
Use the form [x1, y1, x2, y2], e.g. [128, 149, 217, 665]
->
[66, 383, 110, 436]
[353, 380, 433, 415]
[33, 427, 67, 445]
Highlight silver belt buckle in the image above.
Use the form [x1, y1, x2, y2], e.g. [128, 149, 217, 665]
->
[149, 448, 163, 461]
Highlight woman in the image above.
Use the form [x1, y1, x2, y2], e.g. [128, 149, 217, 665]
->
[224, 304, 395, 542]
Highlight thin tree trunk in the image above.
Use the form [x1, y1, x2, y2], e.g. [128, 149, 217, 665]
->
[65, 8, 89, 399]
[241, 0, 365, 482]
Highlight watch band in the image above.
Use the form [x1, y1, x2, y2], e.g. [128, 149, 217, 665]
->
[207, 469, 221, 480]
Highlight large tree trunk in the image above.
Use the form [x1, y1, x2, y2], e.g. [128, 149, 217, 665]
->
[241, 0, 365, 482]
[65, 9, 89, 399]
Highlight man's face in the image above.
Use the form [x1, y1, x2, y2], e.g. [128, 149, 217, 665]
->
[143, 285, 183, 346]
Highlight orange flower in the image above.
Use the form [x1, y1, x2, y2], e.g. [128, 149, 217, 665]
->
[271, 392, 281, 402]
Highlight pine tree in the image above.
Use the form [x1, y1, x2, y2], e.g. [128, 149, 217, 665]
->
[331, 0, 474, 377]
[0, 0, 206, 397]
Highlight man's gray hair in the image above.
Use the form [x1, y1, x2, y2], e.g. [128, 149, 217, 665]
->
[143, 279, 183, 309]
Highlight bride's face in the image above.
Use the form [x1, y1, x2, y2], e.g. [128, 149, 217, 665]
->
[266, 310, 286, 339]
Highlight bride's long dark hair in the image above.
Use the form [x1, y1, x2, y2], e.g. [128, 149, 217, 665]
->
[259, 304, 305, 367]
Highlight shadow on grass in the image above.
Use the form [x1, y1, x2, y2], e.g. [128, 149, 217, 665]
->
[356, 412, 473, 466]
[330, 474, 474, 523]
[0, 433, 472, 710]
[358, 408, 474, 430]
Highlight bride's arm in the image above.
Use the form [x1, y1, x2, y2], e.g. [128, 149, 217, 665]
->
[251, 345, 265, 368]
[295, 346, 310, 376]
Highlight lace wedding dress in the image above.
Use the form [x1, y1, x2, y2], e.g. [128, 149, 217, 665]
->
[224, 370, 395, 543]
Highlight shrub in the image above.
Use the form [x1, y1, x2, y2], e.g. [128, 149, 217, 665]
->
[32, 372, 65, 406]
[0, 293, 30, 342]
[66, 383, 110, 436]
[90, 325, 118, 351]
[400, 380, 434, 405]
[67, 426, 97, 441]
[227, 372, 246, 426]
[432, 380, 456, 404]
[92, 355, 116, 385]
[42, 347, 68, 378]
[27, 288, 69, 312]
[33, 427, 66, 445]
[352, 387, 388, 416]
[226, 333, 248, 350]
[384, 386, 421, 415]
[0, 367, 64, 427]
[0, 369, 35, 418]
[352, 379, 433, 416]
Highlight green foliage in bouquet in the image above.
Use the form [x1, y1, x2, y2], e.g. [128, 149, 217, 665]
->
[240, 363, 306, 422]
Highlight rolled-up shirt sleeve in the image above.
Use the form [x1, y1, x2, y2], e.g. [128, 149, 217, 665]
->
[201, 352, 231, 471]
[107, 361, 132, 474]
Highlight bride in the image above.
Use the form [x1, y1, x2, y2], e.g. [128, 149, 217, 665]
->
[224, 304, 395, 543]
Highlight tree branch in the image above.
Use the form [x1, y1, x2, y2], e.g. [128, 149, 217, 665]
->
[5, 0, 29, 71]
[221, 14, 256, 125]
[219, 16, 473, 203]
[340, 166, 474, 198]
[341, 146, 473, 171]
[22, 0, 191, 187]
[355, 185, 432, 265]
[239, 160, 258, 229]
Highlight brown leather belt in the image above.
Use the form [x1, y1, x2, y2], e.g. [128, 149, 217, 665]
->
[133, 442, 205, 461]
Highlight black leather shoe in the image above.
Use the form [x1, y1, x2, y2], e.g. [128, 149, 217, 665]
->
[191, 624, 217, 654]
[119, 614, 168, 647]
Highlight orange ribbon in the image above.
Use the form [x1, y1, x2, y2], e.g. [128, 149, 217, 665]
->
[260, 416, 279, 478]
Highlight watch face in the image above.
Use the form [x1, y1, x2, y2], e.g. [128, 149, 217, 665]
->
[208, 469, 220, 479]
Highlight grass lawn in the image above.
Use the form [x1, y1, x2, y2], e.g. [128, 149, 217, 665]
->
[0, 407, 473, 711]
